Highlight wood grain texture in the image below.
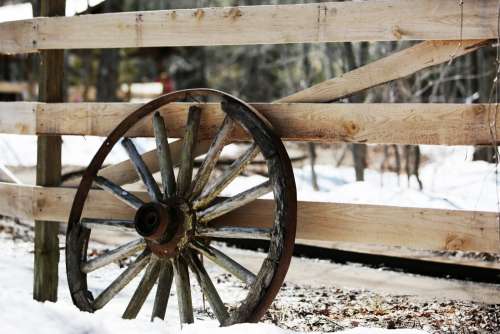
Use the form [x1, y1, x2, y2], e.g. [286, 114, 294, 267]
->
[0, 0, 496, 54]
[2, 183, 498, 253]
[186, 250, 229, 325]
[92, 251, 151, 310]
[122, 257, 161, 319]
[153, 112, 177, 198]
[33, 0, 65, 303]
[151, 260, 174, 320]
[173, 255, 194, 324]
[121, 138, 162, 202]
[177, 106, 201, 197]
[277, 39, 490, 103]
[1, 102, 497, 146]
[0, 102, 37, 135]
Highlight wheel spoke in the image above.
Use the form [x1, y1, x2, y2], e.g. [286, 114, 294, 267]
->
[198, 180, 272, 223]
[81, 238, 146, 274]
[92, 251, 151, 310]
[190, 241, 256, 286]
[177, 105, 202, 197]
[123, 257, 161, 319]
[193, 143, 259, 209]
[196, 227, 271, 240]
[97, 139, 212, 187]
[190, 116, 234, 201]
[153, 112, 176, 199]
[122, 138, 162, 203]
[186, 250, 229, 325]
[94, 175, 144, 209]
[151, 260, 174, 321]
[81, 218, 135, 233]
[173, 255, 194, 325]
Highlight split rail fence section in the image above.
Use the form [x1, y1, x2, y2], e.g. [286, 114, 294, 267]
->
[0, 0, 498, 300]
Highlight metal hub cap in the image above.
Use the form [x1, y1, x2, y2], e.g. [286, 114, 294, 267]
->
[135, 199, 194, 258]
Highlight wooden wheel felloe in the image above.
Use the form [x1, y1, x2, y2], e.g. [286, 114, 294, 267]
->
[65, 89, 297, 326]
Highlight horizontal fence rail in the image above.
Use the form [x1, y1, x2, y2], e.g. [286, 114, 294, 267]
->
[0, 0, 496, 54]
[0, 182, 497, 253]
[0, 102, 497, 146]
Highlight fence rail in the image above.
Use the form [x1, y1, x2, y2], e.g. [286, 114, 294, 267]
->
[0, 0, 496, 54]
[0, 101, 497, 146]
[0, 182, 498, 253]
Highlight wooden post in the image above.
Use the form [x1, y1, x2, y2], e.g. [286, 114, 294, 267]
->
[33, 0, 65, 302]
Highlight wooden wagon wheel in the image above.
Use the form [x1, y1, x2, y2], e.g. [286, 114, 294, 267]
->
[66, 89, 297, 326]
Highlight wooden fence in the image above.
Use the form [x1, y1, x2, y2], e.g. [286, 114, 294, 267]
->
[0, 0, 498, 302]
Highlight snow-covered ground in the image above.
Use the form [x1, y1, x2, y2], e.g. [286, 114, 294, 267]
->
[0, 235, 430, 334]
[223, 144, 500, 212]
[295, 145, 499, 212]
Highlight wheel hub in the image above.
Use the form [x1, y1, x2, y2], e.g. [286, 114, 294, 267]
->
[134, 199, 195, 258]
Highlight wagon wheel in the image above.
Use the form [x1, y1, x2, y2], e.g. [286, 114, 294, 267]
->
[66, 89, 296, 326]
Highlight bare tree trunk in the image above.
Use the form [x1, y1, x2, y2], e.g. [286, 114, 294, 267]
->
[393, 144, 401, 185]
[97, 49, 120, 102]
[472, 48, 497, 162]
[343, 42, 368, 181]
[302, 43, 319, 190]
[404, 145, 423, 190]
[308, 142, 319, 190]
[96, 1, 121, 102]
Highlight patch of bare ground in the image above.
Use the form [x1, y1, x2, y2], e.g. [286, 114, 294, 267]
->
[264, 284, 500, 333]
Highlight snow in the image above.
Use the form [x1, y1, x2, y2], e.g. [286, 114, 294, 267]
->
[0, 3, 32, 23]
[0, 236, 429, 334]
[0, 1, 106, 22]
[222, 145, 500, 212]
[0, 134, 155, 167]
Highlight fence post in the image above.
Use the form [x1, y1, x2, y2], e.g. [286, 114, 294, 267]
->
[33, 0, 65, 302]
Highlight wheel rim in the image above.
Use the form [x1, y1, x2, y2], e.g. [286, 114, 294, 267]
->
[66, 88, 297, 325]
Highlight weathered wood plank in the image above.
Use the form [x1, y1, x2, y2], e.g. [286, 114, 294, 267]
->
[190, 241, 256, 286]
[190, 116, 234, 200]
[80, 218, 135, 233]
[93, 251, 151, 310]
[151, 259, 174, 320]
[186, 250, 229, 325]
[0, 102, 37, 135]
[0, 1, 496, 54]
[81, 238, 146, 274]
[277, 39, 490, 103]
[121, 138, 162, 202]
[173, 255, 194, 324]
[193, 143, 259, 209]
[198, 180, 272, 223]
[153, 112, 176, 198]
[94, 176, 144, 209]
[1, 183, 498, 253]
[177, 106, 201, 197]
[122, 257, 161, 319]
[33, 0, 65, 303]
[196, 226, 271, 240]
[2, 102, 497, 146]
